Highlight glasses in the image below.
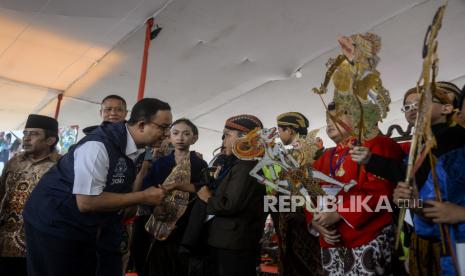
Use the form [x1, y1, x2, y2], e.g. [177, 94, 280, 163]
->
[148, 121, 171, 132]
[432, 98, 443, 104]
[401, 102, 419, 113]
[101, 106, 126, 113]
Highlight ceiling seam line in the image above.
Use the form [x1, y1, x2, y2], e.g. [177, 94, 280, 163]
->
[57, 0, 176, 95]
[197, 126, 222, 133]
[186, 0, 432, 122]
[0, 76, 63, 93]
[0, 0, 53, 58]
[450, 74, 465, 83]
[13, 95, 102, 130]
[31, 0, 177, 120]
[14, 92, 58, 130]
[298, 0, 430, 72]
[50, 0, 153, 87]
[190, 79, 282, 121]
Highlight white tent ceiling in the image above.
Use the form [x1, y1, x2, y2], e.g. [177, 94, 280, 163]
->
[1, 0, 464, 160]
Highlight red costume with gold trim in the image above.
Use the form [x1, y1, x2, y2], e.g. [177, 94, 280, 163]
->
[305, 135, 403, 248]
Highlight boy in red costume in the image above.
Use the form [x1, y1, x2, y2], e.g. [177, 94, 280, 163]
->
[306, 106, 402, 275]
[309, 32, 402, 275]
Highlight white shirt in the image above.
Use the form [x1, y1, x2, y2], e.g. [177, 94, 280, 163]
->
[72, 125, 144, 195]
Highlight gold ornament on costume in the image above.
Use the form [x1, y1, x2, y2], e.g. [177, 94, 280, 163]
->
[278, 164, 325, 197]
[313, 32, 391, 141]
[232, 128, 266, 160]
[290, 129, 321, 166]
[281, 129, 328, 197]
[336, 166, 345, 177]
[145, 156, 191, 241]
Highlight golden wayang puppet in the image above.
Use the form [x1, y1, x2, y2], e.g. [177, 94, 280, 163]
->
[313, 32, 390, 142]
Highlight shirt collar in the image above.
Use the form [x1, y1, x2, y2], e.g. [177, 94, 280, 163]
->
[20, 150, 60, 164]
[125, 125, 144, 161]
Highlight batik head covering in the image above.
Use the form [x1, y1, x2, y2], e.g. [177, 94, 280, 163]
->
[277, 112, 309, 135]
[403, 81, 461, 106]
[436, 81, 461, 107]
[225, 114, 263, 133]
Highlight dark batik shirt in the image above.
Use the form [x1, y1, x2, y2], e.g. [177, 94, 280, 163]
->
[0, 151, 60, 257]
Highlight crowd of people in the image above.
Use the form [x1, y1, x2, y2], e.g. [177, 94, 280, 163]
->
[0, 34, 465, 276]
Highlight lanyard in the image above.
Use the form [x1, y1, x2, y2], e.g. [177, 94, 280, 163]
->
[329, 147, 349, 177]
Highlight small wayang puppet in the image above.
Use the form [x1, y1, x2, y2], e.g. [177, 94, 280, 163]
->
[232, 127, 354, 205]
[145, 156, 191, 240]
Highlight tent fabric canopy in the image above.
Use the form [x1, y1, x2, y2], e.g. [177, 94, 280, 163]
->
[1, 0, 464, 160]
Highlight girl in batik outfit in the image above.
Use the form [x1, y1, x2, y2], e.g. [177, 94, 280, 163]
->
[140, 119, 207, 276]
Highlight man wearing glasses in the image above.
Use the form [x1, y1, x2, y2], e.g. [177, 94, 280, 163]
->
[83, 95, 128, 135]
[100, 95, 128, 122]
[83, 94, 132, 276]
[351, 81, 461, 183]
[0, 114, 60, 276]
[23, 98, 171, 276]
[349, 81, 463, 275]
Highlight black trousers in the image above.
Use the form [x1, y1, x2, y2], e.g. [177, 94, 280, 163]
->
[96, 246, 123, 276]
[24, 222, 97, 276]
[0, 257, 28, 276]
[210, 247, 259, 276]
[131, 215, 152, 276]
[95, 223, 124, 276]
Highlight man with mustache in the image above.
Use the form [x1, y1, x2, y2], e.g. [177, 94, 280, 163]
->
[0, 114, 60, 276]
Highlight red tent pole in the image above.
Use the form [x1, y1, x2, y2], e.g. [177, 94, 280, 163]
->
[54, 93, 64, 119]
[137, 18, 154, 101]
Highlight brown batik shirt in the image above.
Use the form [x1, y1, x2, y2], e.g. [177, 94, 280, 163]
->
[0, 151, 60, 257]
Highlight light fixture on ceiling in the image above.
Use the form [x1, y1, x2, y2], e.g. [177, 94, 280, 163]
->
[294, 68, 303, 78]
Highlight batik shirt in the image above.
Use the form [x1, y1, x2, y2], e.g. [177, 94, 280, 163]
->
[0, 151, 60, 257]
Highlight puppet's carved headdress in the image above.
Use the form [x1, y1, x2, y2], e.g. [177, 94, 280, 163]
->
[315, 32, 391, 140]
